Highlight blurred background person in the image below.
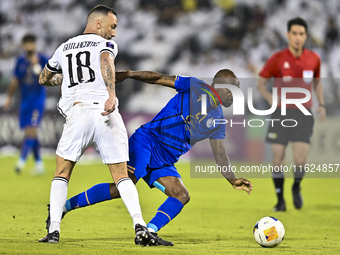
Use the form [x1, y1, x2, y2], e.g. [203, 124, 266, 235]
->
[3, 34, 49, 175]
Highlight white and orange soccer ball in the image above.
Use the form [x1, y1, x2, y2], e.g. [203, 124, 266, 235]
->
[253, 216, 285, 248]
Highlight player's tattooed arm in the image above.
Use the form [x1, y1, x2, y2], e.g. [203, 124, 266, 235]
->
[118, 70, 176, 88]
[39, 67, 63, 86]
[210, 139, 253, 194]
[210, 139, 236, 183]
[100, 51, 116, 115]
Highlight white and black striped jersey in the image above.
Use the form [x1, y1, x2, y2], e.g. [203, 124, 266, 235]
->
[46, 33, 118, 116]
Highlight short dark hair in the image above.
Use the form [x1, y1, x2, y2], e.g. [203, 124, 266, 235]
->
[213, 69, 240, 88]
[22, 34, 36, 43]
[87, 5, 117, 22]
[287, 17, 308, 33]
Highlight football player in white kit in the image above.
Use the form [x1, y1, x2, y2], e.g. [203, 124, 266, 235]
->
[38, 5, 155, 245]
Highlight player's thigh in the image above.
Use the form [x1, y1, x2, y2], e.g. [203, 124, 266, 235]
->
[126, 132, 153, 182]
[156, 176, 190, 203]
[291, 113, 314, 144]
[108, 161, 129, 183]
[94, 110, 129, 164]
[291, 142, 310, 165]
[56, 107, 95, 162]
[55, 155, 76, 180]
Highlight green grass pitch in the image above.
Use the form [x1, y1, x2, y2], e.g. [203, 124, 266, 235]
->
[0, 156, 340, 254]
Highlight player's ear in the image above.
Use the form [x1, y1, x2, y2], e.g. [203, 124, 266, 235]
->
[96, 19, 102, 29]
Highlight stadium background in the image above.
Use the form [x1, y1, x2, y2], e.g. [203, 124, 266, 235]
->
[0, 0, 339, 165]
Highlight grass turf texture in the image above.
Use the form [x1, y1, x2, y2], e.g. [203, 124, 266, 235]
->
[0, 156, 339, 254]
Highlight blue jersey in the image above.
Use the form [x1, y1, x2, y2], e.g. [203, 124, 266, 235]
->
[13, 53, 49, 109]
[137, 75, 225, 168]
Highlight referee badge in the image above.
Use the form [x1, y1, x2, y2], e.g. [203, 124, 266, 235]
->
[303, 70, 313, 84]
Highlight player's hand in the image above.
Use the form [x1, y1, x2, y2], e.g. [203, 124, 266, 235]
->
[3, 97, 12, 111]
[232, 178, 253, 195]
[115, 71, 129, 84]
[102, 97, 116, 116]
[316, 106, 326, 122]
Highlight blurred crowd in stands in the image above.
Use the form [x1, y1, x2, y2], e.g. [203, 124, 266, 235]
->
[1, 0, 340, 113]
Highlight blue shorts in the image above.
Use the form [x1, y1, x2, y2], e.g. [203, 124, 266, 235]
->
[19, 104, 44, 129]
[127, 131, 181, 189]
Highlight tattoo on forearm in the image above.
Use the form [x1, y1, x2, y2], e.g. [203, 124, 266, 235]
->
[50, 74, 63, 86]
[211, 139, 236, 181]
[39, 68, 63, 86]
[103, 65, 115, 91]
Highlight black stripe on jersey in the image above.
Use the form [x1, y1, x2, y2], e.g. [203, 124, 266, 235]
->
[149, 121, 187, 143]
[150, 94, 184, 123]
[159, 140, 183, 152]
[46, 63, 60, 73]
[57, 100, 67, 118]
[100, 49, 115, 56]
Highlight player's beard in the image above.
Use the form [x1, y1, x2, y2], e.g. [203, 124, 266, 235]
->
[26, 49, 35, 56]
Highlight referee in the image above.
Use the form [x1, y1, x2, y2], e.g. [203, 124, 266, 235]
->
[257, 17, 326, 211]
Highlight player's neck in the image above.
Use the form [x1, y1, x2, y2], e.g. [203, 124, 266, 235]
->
[288, 46, 303, 58]
[83, 27, 99, 36]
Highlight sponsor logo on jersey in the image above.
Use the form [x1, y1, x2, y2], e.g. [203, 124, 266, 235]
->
[283, 61, 290, 69]
[206, 118, 214, 128]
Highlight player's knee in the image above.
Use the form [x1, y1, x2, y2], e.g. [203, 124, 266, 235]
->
[109, 183, 121, 199]
[169, 187, 190, 205]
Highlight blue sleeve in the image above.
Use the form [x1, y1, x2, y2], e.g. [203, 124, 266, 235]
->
[174, 75, 192, 92]
[210, 124, 226, 140]
[12, 57, 21, 79]
[175, 75, 206, 93]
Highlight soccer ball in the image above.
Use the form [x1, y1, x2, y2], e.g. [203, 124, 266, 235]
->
[253, 216, 285, 248]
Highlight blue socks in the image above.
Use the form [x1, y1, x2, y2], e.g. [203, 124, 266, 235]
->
[65, 183, 112, 212]
[64, 184, 184, 233]
[20, 138, 34, 161]
[147, 197, 184, 232]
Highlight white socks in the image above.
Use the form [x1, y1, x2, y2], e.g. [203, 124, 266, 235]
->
[116, 178, 146, 227]
[49, 177, 69, 233]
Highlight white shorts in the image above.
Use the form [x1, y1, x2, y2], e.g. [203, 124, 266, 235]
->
[56, 102, 129, 164]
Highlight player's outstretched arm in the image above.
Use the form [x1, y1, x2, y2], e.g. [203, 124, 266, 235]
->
[39, 67, 63, 87]
[101, 51, 116, 116]
[116, 70, 176, 88]
[210, 139, 253, 195]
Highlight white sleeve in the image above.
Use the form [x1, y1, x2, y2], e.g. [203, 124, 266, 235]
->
[46, 45, 62, 72]
[100, 40, 118, 58]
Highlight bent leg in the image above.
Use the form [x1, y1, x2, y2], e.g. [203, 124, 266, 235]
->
[147, 176, 189, 233]
[64, 171, 138, 212]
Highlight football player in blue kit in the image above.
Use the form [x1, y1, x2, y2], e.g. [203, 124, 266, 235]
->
[44, 69, 253, 245]
[4, 34, 49, 174]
